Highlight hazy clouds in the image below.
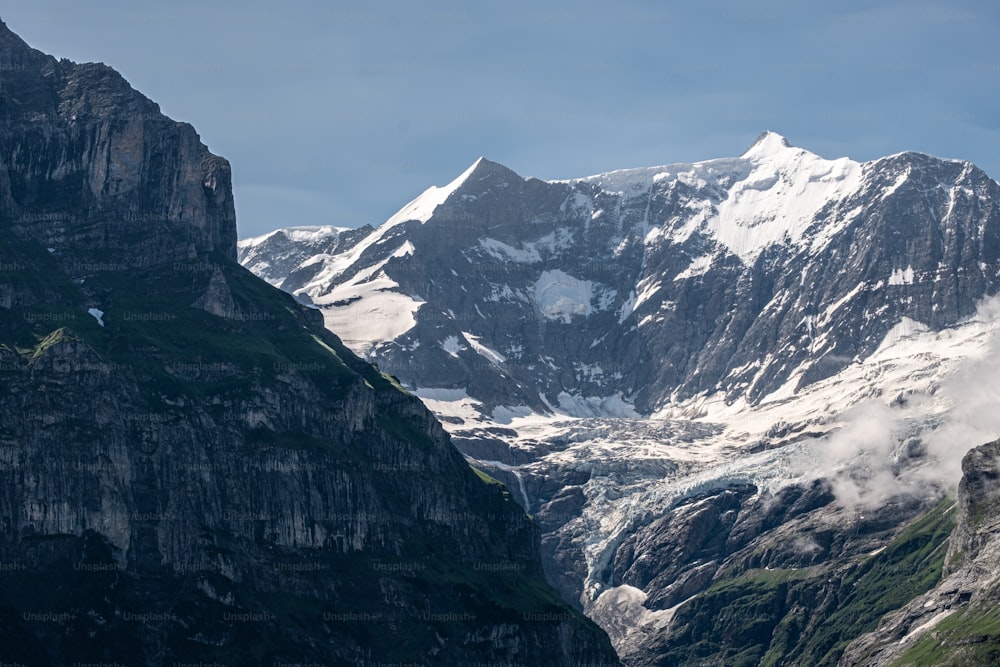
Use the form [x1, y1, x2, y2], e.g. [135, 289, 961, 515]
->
[800, 295, 1000, 508]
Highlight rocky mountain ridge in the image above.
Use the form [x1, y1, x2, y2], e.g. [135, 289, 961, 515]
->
[241, 133, 1000, 419]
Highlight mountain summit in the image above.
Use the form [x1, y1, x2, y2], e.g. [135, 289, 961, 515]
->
[383, 156, 522, 228]
[741, 129, 794, 157]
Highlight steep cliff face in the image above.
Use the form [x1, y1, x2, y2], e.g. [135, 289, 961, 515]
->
[0, 19, 236, 267]
[0, 20, 619, 666]
[839, 440, 1000, 666]
[605, 487, 954, 666]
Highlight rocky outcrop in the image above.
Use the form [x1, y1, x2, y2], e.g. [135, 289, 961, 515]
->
[0, 20, 619, 666]
[613, 484, 759, 610]
[839, 440, 1000, 666]
[610, 481, 839, 612]
[0, 19, 236, 267]
[609, 488, 951, 667]
[950, 439, 1000, 563]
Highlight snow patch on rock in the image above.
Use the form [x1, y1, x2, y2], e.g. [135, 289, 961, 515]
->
[462, 332, 506, 365]
[480, 238, 542, 264]
[889, 266, 916, 285]
[441, 335, 466, 357]
[534, 270, 615, 323]
[674, 254, 714, 281]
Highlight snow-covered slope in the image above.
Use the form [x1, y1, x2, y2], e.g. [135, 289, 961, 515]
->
[238, 224, 370, 290]
[383, 156, 489, 227]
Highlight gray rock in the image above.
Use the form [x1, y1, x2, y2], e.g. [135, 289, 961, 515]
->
[0, 20, 236, 268]
[244, 142, 1000, 417]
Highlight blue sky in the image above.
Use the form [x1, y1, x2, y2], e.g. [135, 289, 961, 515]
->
[3, 1, 998, 238]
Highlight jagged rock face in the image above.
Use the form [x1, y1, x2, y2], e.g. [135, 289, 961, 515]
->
[242, 137, 1000, 417]
[606, 486, 949, 667]
[609, 482, 840, 611]
[952, 438, 1000, 560]
[0, 19, 236, 267]
[0, 21, 619, 666]
[613, 485, 758, 609]
[839, 440, 1000, 666]
[238, 225, 374, 293]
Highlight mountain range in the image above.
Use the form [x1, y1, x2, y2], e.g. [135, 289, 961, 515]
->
[241, 131, 1000, 416]
[242, 129, 1000, 664]
[2, 10, 999, 666]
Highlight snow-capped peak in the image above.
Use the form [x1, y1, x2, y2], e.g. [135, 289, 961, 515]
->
[709, 131, 862, 263]
[741, 131, 798, 159]
[383, 157, 487, 228]
[237, 225, 348, 250]
[282, 225, 350, 243]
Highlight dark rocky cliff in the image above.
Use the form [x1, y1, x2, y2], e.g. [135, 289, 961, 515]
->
[0, 19, 619, 666]
[0, 19, 236, 267]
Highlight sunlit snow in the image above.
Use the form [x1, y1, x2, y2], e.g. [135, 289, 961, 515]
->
[889, 266, 916, 285]
[441, 335, 466, 357]
[534, 270, 603, 323]
[713, 132, 863, 264]
[384, 157, 486, 227]
[462, 331, 506, 365]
